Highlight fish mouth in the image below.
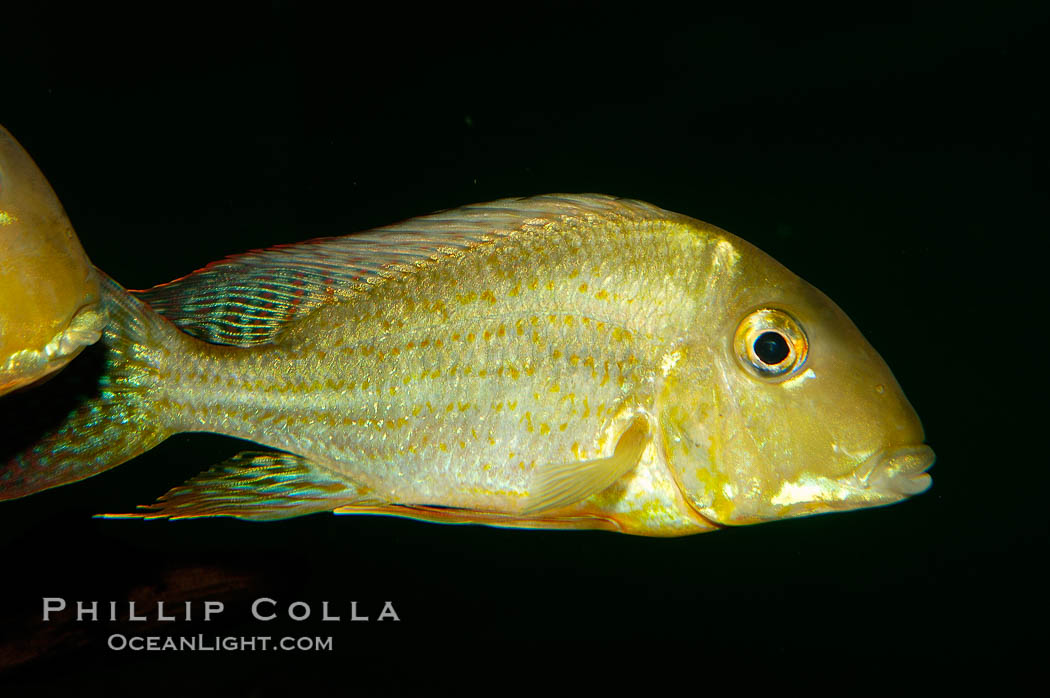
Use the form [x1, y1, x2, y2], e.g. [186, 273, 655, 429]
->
[857, 444, 935, 497]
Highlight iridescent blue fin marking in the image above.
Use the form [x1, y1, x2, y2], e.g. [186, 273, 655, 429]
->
[102, 451, 383, 521]
[130, 194, 678, 346]
[0, 273, 170, 501]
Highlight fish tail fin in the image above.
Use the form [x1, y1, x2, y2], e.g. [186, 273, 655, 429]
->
[0, 273, 175, 501]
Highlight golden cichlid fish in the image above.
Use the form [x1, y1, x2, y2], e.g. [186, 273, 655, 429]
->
[0, 125, 106, 395]
[0, 195, 934, 536]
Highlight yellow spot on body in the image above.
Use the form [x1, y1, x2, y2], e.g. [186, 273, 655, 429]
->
[439, 443, 448, 452]
[552, 349, 562, 360]
[540, 423, 550, 435]
[549, 383, 560, 393]
[483, 330, 492, 341]
[578, 282, 588, 292]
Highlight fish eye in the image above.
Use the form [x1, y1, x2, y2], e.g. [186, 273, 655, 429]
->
[733, 308, 808, 379]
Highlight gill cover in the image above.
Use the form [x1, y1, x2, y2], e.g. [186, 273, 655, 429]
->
[658, 256, 932, 527]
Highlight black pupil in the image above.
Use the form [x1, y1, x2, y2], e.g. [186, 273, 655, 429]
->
[754, 332, 790, 365]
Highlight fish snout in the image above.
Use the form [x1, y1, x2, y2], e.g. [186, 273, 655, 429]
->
[857, 445, 935, 497]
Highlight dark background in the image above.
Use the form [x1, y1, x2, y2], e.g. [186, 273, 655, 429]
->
[1, 1, 1045, 691]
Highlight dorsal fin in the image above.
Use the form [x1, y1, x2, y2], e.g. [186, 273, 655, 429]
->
[131, 194, 677, 346]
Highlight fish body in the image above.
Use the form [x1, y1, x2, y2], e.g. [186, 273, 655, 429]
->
[0, 195, 933, 536]
[0, 125, 105, 395]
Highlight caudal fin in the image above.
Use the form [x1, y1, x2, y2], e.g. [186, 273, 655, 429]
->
[0, 273, 172, 501]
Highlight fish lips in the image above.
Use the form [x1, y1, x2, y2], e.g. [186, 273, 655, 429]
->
[856, 444, 936, 497]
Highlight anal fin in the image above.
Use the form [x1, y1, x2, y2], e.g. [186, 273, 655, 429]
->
[100, 451, 382, 521]
[332, 502, 623, 533]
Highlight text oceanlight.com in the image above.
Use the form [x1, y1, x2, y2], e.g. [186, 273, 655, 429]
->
[107, 634, 334, 652]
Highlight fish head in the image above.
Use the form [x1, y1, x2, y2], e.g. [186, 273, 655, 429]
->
[0, 125, 105, 395]
[660, 234, 933, 527]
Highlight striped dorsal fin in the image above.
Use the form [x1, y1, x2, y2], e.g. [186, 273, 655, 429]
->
[131, 194, 676, 346]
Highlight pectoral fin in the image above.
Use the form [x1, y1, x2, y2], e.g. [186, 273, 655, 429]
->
[100, 451, 382, 521]
[521, 414, 649, 515]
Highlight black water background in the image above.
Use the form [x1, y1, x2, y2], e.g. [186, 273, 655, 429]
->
[0, 1, 1044, 691]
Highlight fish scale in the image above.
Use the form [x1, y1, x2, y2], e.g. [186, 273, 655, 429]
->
[159, 222, 687, 511]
